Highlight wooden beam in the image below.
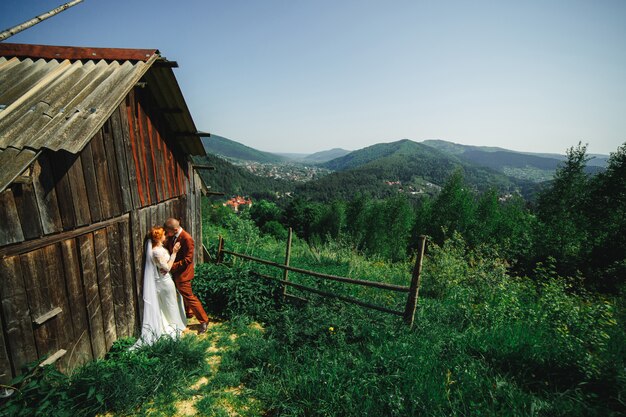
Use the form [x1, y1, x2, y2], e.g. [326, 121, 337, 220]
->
[153, 60, 178, 68]
[12, 176, 33, 185]
[39, 349, 67, 367]
[0, 214, 129, 259]
[255, 273, 403, 316]
[32, 307, 62, 325]
[222, 249, 410, 292]
[192, 164, 215, 170]
[202, 244, 212, 263]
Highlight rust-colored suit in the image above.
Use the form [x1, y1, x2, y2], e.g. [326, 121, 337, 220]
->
[167, 229, 208, 324]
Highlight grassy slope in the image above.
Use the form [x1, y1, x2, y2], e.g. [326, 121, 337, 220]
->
[189, 211, 626, 417]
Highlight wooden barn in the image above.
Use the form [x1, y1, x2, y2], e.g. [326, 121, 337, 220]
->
[0, 43, 208, 384]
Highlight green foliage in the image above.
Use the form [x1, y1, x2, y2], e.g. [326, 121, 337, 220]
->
[1, 336, 209, 417]
[299, 139, 526, 202]
[532, 142, 626, 290]
[197, 208, 626, 416]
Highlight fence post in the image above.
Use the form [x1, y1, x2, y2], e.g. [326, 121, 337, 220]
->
[282, 227, 293, 300]
[403, 235, 427, 327]
[216, 235, 224, 264]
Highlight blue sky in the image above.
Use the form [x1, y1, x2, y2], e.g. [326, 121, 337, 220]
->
[1, 0, 625, 155]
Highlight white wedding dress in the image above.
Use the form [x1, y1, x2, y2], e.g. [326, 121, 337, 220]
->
[133, 241, 187, 348]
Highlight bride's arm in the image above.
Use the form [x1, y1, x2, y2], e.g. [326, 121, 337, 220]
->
[155, 244, 181, 272]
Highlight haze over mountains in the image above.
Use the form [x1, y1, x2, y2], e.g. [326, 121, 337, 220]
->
[199, 135, 608, 201]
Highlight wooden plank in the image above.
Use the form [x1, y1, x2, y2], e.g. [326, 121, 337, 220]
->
[101, 119, 124, 216]
[255, 272, 404, 316]
[20, 249, 58, 359]
[130, 210, 144, 323]
[149, 204, 158, 229]
[118, 219, 137, 336]
[32, 307, 62, 325]
[125, 94, 145, 208]
[157, 200, 166, 226]
[93, 228, 117, 351]
[106, 224, 129, 338]
[157, 130, 171, 200]
[403, 236, 427, 327]
[223, 249, 411, 292]
[60, 238, 94, 368]
[110, 106, 133, 213]
[65, 153, 91, 227]
[133, 98, 151, 206]
[50, 151, 76, 230]
[42, 244, 73, 372]
[31, 154, 63, 235]
[39, 349, 67, 367]
[0, 256, 37, 378]
[0, 312, 13, 384]
[0, 214, 129, 259]
[164, 141, 177, 198]
[91, 129, 115, 219]
[77, 233, 107, 359]
[0, 188, 25, 246]
[79, 141, 103, 223]
[137, 100, 157, 204]
[11, 181, 43, 240]
[146, 117, 162, 202]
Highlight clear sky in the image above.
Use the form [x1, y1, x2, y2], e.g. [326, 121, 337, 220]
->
[1, 0, 625, 155]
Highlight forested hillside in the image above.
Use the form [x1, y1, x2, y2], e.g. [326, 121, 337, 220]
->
[192, 153, 293, 199]
[298, 139, 534, 200]
[202, 135, 287, 163]
[423, 139, 606, 181]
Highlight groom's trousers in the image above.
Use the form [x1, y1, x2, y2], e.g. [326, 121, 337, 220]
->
[176, 280, 209, 323]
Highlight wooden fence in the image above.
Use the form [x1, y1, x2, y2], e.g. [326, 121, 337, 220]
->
[216, 229, 427, 327]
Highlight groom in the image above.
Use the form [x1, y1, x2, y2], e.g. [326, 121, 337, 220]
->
[164, 218, 209, 334]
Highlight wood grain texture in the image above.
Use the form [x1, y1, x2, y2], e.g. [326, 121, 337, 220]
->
[0, 255, 37, 377]
[60, 238, 94, 368]
[11, 181, 43, 240]
[77, 233, 107, 359]
[93, 228, 117, 351]
[31, 154, 63, 235]
[0, 188, 25, 245]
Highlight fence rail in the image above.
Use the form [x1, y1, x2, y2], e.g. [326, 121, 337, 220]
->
[217, 231, 427, 327]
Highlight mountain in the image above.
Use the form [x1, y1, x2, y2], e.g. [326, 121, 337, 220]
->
[302, 148, 351, 163]
[202, 135, 287, 163]
[422, 140, 605, 182]
[297, 139, 534, 201]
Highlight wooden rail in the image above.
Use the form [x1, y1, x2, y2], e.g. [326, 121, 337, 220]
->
[254, 272, 404, 316]
[217, 234, 427, 327]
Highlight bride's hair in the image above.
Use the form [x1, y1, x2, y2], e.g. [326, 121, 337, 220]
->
[149, 226, 166, 245]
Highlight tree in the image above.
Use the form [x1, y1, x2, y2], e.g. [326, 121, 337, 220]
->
[428, 169, 476, 244]
[534, 143, 591, 274]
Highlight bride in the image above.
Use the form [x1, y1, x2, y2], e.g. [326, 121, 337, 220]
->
[134, 226, 188, 347]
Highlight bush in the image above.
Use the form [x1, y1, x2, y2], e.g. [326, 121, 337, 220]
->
[1, 335, 209, 417]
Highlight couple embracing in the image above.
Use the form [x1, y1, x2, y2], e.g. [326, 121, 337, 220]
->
[135, 218, 209, 347]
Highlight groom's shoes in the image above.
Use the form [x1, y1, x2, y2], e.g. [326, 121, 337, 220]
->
[198, 322, 208, 334]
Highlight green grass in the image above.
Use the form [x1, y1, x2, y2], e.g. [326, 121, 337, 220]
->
[1, 335, 211, 417]
[193, 208, 626, 416]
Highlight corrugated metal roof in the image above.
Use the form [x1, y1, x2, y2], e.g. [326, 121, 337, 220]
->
[0, 43, 206, 193]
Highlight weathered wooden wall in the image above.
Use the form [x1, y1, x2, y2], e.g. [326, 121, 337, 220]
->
[0, 87, 205, 384]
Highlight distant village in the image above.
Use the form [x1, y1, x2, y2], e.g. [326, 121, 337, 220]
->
[384, 180, 442, 195]
[235, 161, 331, 182]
